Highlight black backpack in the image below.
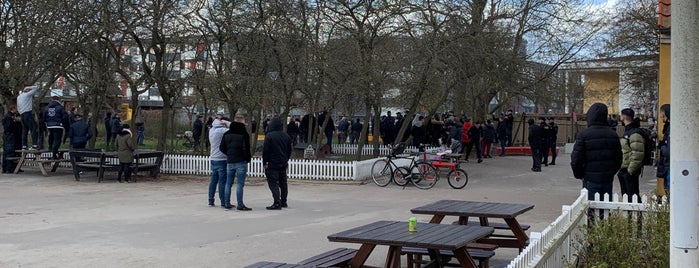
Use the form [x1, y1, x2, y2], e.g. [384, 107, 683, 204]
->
[627, 128, 655, 166]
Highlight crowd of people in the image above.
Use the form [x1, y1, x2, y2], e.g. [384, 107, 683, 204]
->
[3, 85, 671, 209]
[3, 87, 99, 173]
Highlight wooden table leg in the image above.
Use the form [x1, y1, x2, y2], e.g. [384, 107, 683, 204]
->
[349, 244, 375, 268]
[427, 248, 443, 268]
[504, 218, 529, 251]
[38, 161, 48, 176]
[385, 246, 402, 268]
[429, 214, 445, 224]
[479, 217, 489, 226]
[452, 247, 477, 268]
[51, 161, 60, 172]
[13, 152, 26, 174]
[458, 216, 469, 225]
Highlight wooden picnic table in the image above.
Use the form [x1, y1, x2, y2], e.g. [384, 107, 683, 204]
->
[13, 148, 70, 176]
[327, 220, 494, 268]
[411, 200, 534, 251]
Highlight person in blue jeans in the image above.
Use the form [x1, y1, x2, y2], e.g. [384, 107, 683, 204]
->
[135, 121, 145, 146]
[208, 117, 230, 207]
[219, 110, 252, 211]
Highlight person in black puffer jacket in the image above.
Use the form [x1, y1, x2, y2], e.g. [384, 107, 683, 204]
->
[263, 117, 293, 210]
[571, 103, 623, 200]
[656, 104, 670, 195]
[219, 111, 252, 211]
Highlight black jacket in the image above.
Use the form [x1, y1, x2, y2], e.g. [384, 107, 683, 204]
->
[220, 122, 252, 163]
[548, 123, 558, 144]
[263, 118, 293, 169]
[528, 123, 543, 147]
[467, 125, 481, 142]
[192, 119, 203, 139]
[656, 123, 670, 178]
[42, 100, 68, 128]
[497, 121, 507, 140]
[482, 124, 496, 143]
[287, 121, 300, 135]
[318, 112, 336, 133]
[68, 120, 93, 145]
[571, 103, 623, 183]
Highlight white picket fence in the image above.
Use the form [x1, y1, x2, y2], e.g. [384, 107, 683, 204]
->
[332, 144, 440, 156]
[160, 154, 360, 181]
[507, 189, 659, 268]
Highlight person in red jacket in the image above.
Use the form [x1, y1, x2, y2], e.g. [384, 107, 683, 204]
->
[460, 117, 472, 154]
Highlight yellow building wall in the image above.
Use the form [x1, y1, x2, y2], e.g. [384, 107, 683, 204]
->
[658, 43, 671, 112]
[583, 71, 620, 115]
[657, 43, 671, 139]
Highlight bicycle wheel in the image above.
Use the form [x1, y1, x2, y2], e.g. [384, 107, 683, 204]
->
[371, 159, 393, 187]
[447, 168, 469, 189]
[411, 162, 438, 189]
[393, 167, 410, 186]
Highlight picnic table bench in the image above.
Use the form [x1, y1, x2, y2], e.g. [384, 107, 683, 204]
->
[327, 220, 494, 268]
[244, 262, 314, 268]
[69, 150, 164, 182]
[298, 247, 356, 267]
[403, 247, 495, 268]
[13, 149, 70, 176]
[411, 200, 534, 251]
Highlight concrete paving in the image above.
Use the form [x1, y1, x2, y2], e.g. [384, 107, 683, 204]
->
[0, 154, 658, 268]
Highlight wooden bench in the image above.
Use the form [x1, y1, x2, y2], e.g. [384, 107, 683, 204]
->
[70, 150, 163, 182]
[6, 156, 21, 162]
[244, 261, 314, 268]
[131, 151, 164, 180]
[453, 221, 531, 231]
[298, 247, 357, 268]
[70, 150, 110, 182]
[403, 247, 495, 268]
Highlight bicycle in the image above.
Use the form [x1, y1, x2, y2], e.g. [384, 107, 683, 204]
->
[421, 149, 469, 189]
[371, 143, 439, 189]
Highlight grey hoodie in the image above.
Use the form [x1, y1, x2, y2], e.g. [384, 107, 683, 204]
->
[209, 119, 229, 161]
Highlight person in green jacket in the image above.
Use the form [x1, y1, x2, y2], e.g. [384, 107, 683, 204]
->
[618, 108, 644, 201]
[116, 124, 135, 183]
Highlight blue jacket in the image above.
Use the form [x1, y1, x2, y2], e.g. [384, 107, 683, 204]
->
[42, 100, 68, 129]
[68, 120, 92, 145]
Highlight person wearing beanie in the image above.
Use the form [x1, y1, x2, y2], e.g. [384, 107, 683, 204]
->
[656, 104, 671, 194]
[618, 108, 644, 201]
[571, 103, 623, 201]
[528, 118, 542, 172]
[116, 123, 134, 183]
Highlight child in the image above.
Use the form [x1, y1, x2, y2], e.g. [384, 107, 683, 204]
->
[116, 124, 135, 183]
